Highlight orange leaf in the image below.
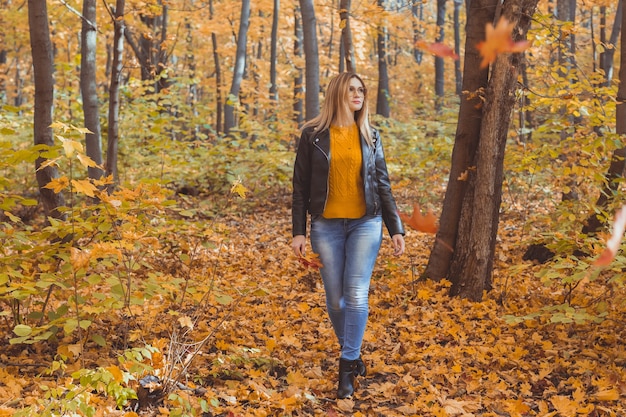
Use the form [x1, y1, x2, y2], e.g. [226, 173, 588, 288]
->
[415, 40, 459, 60]
[399, 203, 438, 234]
[476, 17, 531, 68]
[594, 205, 626, 266]
[298, 253, 323, 270]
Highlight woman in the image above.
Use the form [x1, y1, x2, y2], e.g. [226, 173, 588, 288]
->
[291, 72, 405, 399]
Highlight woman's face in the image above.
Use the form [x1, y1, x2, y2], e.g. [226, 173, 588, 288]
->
[347, 77, 365, 112]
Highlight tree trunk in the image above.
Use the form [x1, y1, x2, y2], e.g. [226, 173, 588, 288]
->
[212, 32, 222, 135]
[423, 0, 497, 282]
[28, 0, 66, 219]
[224, 0, 251, 135]
[447, 0, 539, 301]
[299, 0, 320, 121]
[340, 0, 355, 73]
[269, 0, 279, 104]
[412, 0, 424, 64]
[293, 5, 304, 130]
[600, 1, 622, 87]
[582, 0, 626, 234]
[453, 0, 462, 96]
[434, 0, 446, 111]
[80, 0, 104, 180]
[376, 0, 390, 117]
[106, 0, 126, 190]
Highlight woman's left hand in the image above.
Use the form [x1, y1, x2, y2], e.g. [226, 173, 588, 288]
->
[391, 234, 405, 257]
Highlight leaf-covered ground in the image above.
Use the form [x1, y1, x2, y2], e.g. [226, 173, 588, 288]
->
[2, 190, 626, 417]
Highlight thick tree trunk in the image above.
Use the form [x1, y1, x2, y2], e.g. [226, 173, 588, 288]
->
[583, 0, 626, 234]
[28, 0, 65, 219]
[376, 0, 390, 117]
[448, 0, 539, 301]
[80, 0, 104, 180]
[293, 6, 304, 129]
[299, 0, 320, 121]
[340, 0, 355, 73]
[106, 0, 126, 190]
[423, 0, 497, 282]
[224, 0, 251, 135]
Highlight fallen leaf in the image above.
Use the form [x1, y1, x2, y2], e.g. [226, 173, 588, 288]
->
[476, 17, 531, 68]
[399, 203, 438, 234]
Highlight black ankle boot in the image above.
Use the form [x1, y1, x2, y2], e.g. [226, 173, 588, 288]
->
[337, 358, 358, 399]
[355, 356, 366, 377]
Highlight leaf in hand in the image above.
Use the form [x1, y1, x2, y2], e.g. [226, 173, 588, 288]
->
[594, 205, 626, 266]
[399, 203, 438, 234]
[298, 253, 323, 270]
[476, 17, 531, 68]
[415, 40, 459, 60]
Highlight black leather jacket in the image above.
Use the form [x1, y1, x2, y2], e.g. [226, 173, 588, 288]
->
[292, 125, 405, 237]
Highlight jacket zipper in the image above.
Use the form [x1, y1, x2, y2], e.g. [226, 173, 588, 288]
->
[313, 136, 330, 214]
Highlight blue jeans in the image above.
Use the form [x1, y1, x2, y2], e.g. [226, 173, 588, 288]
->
[310, 215, 383, 360]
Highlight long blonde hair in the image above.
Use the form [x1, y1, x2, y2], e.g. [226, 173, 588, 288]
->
[302, 72, 374, 147]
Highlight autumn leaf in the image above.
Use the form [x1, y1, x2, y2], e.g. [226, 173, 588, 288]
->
[43, 176, 70, 193]
[594, 205, 626, 266]
[230, 177, 249, 198]
[476, 17, 531, 68]
[72, 179, 97, 197]
[415, 40, 459, 60]
[297, 253, 323, 270]
[399, 203, 438, 234]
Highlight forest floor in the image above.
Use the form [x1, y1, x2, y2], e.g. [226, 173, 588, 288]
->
[2, 187, 626, 417]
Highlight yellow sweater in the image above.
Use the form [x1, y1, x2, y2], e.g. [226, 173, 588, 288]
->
[323, 124, 366, 218]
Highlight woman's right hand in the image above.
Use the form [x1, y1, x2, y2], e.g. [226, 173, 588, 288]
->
[292, 235, 306, 257]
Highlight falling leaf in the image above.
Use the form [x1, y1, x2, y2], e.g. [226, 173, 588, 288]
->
[297, 253, 323, 270]
[415, 40, 459, 60]
[594, 205, 626, 266]
[399, 203, 438, 234]
[476, 17, 531, 68]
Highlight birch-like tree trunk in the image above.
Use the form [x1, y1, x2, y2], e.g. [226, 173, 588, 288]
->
[299, 0, 320, 121]
[224, 0, 250, 135]
[340, 0, 355, 73]
[80, 0, 104, 180]
[106, 0, 126, 190]
[28, 0, 65, 218]
[293, 5, 304, 130]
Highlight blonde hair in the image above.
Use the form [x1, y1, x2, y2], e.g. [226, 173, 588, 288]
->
[302, 72, 374, 147]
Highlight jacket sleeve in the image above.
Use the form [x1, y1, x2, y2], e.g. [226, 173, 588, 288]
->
[373, 129, 405, 237]
[292, 130, 312, 237]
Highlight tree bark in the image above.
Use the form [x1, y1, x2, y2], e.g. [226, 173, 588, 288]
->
[269, 0, 279, 104]
[453, 0, 463, 96]
[28, 0, 66, 219]
[106, 0, 126, 190]
[434, 0, 446, 111]
[224, 0, 251, 135]
[293, 5, 304, 129]
[423, 0, 497, 282]
[340, 0, 355, 73]
[80, 0, 104, 180]
[599, 1, 622, 87]
[583, 0, 626, 234]
[376, 0, 390, 117]
[412, 0, 424, 64]
[299, 0, 320, 121]
[448, 0, 539, 301]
